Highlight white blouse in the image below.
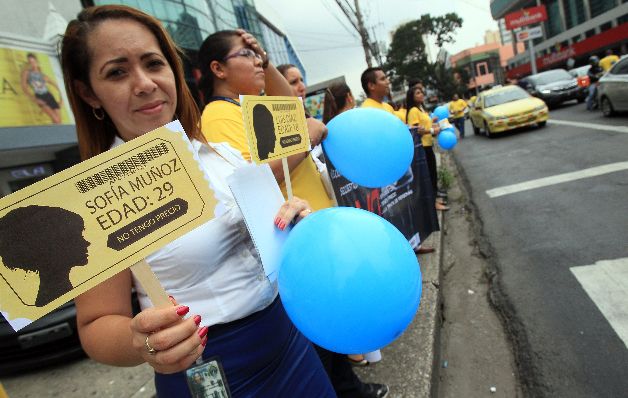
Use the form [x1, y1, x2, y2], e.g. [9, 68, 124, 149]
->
[110, 137, 278, 327]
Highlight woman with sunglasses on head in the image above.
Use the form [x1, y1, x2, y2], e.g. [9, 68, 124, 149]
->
[199, 32, 333, 212]
[60, 5, 334, 397]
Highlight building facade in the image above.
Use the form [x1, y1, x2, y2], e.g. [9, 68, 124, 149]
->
[490, 0, 627, 79]
[450, 40, 525, 95]
[0, 0, 305, 198]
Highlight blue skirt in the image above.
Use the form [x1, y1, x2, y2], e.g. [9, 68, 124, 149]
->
[154, 298, 336, 397]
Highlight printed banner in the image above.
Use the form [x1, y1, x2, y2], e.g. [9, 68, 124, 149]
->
[0, 47, 72, 127]
[241, 95, 309, 163]
[304, 90, 325, 121]
[326, 131, 439, 248]
[0, 121, 217, 331]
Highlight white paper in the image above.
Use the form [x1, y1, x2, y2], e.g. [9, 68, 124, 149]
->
[227, 163, 289, 282]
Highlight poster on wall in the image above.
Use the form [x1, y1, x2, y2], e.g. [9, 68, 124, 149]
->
[0, 47, 72, 127]
[304, 89, 325, 120]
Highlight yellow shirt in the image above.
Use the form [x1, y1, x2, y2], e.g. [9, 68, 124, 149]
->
[361, 98, 395, 114]
[599, 55, 619, 71]
[201, 99, 333, 211]
[394, 108, 407, 123]
[449, 99, 467, 119]
[407, 106, 433, 147]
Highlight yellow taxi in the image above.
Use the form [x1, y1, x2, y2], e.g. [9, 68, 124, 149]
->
[469, 85, 548, 137]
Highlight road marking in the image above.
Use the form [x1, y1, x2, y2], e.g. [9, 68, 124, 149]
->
[570, 258, 628, 350]
[486, 161, 628, 198]
[548, 119, 628, 134]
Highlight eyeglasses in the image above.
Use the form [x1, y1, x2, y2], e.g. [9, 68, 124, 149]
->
[223, 48, 263, 62]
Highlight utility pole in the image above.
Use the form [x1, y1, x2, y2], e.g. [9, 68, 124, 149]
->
[334, 0, 374, 67]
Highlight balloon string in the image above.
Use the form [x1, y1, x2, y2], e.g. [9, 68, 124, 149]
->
[282, 157, 293, 200]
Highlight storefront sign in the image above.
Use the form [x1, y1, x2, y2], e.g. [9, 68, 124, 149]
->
[516, 26, 543, 42]
[505, 5, 547, 30]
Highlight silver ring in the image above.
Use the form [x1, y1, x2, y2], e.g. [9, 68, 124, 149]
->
[145, 334, 157, 355]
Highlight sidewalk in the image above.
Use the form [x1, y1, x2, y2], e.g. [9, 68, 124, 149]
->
[355, 211, 444, 398]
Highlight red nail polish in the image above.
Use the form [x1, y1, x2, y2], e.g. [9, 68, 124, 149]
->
[279, 221, 285, 230]
[176, 305, 189, 316]
[198, 326, 209, 339]
[201, 336, 208, 347]
[274, 217, 280, 225]
[193, 315, 202, 325]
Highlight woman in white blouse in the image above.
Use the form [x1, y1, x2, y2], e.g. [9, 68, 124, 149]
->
[60, 5, 335, 397]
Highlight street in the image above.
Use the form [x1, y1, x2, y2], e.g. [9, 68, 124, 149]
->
[453, 101, 628, 397]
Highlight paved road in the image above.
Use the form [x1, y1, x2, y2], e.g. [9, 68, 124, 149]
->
[454, 101, 628, 397]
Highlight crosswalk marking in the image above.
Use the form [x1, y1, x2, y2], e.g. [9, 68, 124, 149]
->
[570, 258, 628, 350]
[548, 119, 628, 134]
[485, 161, 628, 198]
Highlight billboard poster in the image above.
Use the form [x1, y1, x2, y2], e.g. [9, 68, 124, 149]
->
[0, 47, 72, 127]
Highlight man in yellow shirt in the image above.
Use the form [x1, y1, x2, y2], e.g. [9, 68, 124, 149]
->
[448, 94, 468, 139]
[360, 67, 397, 115]
[599, 49, 619, 72]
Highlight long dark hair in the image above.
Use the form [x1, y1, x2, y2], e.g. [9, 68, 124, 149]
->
[197, 30, 239, 104]
[405, 85, 425, 123]
[322, 83, 351, 124]
[60, 5, 203, 159]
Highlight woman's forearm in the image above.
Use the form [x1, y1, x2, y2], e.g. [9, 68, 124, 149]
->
[79, 314, 144, 366]
[263, 64, 293, 97]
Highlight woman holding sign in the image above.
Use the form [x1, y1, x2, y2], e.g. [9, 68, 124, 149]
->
[198, 32, 333, 212]
[60, 5, 334, 397]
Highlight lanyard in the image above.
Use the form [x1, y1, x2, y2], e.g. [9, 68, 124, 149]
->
[206, 96, 241, 107]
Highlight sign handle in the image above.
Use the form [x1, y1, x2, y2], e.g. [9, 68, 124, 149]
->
[130, 259, 171, 307]
[281, 157, 293, 200]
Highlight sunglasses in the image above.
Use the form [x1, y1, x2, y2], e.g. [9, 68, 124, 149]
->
[223, 48, 263, 62]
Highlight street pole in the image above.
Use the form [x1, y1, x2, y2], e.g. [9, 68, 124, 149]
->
[354, 0, 373, 68]
[529, 38, 537, 75]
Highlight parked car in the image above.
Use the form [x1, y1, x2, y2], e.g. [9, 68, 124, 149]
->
[598, 55, 628, 117]
[569, 65, 591, 88]
[520, 68, 586, 107]
[0, 294, 140, 375]
[0, 301, 84, 375]
[469, 85, 548, 137]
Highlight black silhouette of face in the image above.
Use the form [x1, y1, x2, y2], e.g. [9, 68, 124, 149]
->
[0, 205, 90, 307]
[252, 104, 276, 160]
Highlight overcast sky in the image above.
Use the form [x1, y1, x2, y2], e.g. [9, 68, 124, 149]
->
[257, 0, 498, 98]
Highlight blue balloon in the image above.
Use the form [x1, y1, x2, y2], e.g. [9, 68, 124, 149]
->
[323, 108, 414, 188]
[432, 105, 450, 122]
[437, 128, 457, 150]
[279, 207, 422, 354]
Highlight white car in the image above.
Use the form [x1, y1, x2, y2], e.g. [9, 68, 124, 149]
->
[598, 55, 628, 117]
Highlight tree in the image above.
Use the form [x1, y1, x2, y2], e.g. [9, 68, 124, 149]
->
[385, 13, 463, 94]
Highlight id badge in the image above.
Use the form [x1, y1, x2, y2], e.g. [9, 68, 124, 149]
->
[185, 356, 232, 398]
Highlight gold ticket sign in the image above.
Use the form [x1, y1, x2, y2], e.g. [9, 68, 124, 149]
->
[0, 121, 217, 331]
[241, 96, 310, 164]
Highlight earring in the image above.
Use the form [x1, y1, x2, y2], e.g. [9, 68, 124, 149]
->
[92, 107, 105, 120]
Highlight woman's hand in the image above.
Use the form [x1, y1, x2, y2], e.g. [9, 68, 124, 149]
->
[307, 118, 328, 147]
[274, 196, 312, 231]
[130, 304, 206, 374]
[432, 124, 441, 135]
[236, 29, 268, 66]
